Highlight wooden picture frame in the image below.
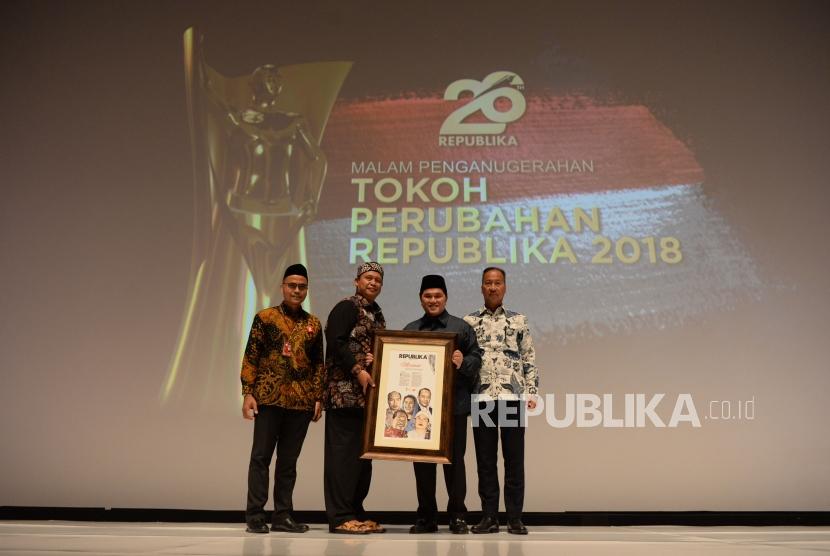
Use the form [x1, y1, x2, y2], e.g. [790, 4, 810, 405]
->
[361, 330, 456, 464]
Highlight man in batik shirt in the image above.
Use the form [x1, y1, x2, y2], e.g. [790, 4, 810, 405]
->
[464, 267, 539, 535]
[323, 262, 386, 534]
[241, 264, 324, 534]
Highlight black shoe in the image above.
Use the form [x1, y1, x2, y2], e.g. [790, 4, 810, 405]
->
[507, 518, 528, 535]
[449, 517, 469, 534]
[471, 515, 499, 534]
[271, 515, 309, 533]
[245, 517, 269, 534]
[409, 518, 438, 534]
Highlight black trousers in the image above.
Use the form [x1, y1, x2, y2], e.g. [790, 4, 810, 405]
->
[324, 408, 373, 527]
[245, 405, 313, 524]
[412, 413, 469, 521]
[472, 400, 526, 519]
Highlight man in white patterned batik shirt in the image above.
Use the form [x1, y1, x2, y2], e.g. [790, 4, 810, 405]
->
[464, 267, 539, 536]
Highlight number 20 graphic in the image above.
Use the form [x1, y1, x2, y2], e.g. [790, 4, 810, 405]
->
[440, 71, 527, 135]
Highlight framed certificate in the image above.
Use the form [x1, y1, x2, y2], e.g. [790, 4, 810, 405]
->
[361, 330, 456, 464]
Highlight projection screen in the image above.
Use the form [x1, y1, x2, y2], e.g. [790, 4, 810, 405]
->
[1, 0, 828, 512]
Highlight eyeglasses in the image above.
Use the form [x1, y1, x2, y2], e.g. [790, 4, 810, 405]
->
[283, 282, 308, 291]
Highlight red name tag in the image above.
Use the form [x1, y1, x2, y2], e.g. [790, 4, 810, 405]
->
[282, 342, 292, 357]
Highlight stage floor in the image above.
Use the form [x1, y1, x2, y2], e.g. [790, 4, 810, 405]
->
[2, 521, 829, 555]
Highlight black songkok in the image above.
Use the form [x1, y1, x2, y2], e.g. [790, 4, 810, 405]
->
[283, 263, 308, 280]
[419, 274, 447, 295]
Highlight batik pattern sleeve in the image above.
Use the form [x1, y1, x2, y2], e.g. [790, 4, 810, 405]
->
[324, 300, 359, 374]
[517, 314, 539, 396]
[240, 314, 265, 397]
[310, 321, 325, 401]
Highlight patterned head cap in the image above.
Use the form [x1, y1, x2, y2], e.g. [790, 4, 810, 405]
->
[356, 261, 384, 279]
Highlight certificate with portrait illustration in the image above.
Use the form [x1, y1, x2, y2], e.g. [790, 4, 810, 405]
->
[361, 330, 456, 464]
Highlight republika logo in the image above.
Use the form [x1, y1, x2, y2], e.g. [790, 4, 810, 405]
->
[439, 71, 526, 147]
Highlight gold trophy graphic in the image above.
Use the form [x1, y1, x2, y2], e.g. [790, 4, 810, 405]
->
[162, 28, 351, 410]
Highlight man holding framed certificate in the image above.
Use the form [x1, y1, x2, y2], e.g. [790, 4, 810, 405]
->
[404, 275, 482, 535]
[323, 262, 387, 535]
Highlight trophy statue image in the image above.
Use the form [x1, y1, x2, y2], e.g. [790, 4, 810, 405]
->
[162, 28, 351, 410]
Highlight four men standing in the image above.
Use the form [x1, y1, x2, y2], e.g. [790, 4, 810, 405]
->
[240, 264, 539, 535]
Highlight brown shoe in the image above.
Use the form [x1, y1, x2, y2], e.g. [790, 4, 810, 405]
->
[330, 519, 370, 535]
[361, 520, 386, 533]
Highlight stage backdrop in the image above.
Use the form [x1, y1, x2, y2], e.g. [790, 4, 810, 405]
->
[1, 0, 829, 512]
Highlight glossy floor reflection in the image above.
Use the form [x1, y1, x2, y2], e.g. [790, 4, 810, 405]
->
[2, 522, 829, 555]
